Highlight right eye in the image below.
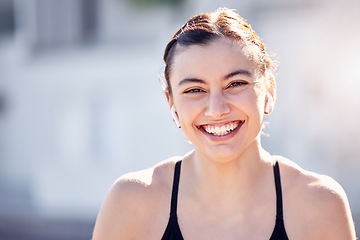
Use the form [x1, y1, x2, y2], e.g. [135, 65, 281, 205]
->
[184, 88, 205, 94]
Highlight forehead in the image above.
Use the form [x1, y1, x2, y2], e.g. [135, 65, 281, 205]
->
[170, 37, 259, 83]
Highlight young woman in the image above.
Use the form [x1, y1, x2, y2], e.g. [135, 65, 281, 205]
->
[92, 8, 356, 240]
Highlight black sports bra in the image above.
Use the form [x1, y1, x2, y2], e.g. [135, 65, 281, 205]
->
[161, 161, 289, 240]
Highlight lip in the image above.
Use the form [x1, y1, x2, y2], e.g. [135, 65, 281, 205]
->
[198, 120, 244, 141]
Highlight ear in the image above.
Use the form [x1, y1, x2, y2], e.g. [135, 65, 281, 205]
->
[266, 74, 276, 101]
[165, 90, 174, 109]
[264, 75, 276, 114]
[165, 91, 181, 128]
[264, 92, 274, 114]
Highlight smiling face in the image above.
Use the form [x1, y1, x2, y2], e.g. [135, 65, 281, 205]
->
[167, 37, 270, 162]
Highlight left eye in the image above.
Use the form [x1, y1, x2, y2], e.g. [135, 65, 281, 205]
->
[227, 81, 248, 88]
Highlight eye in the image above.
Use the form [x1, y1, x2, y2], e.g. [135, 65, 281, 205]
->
[226, 81, 248, 89]
[184, 88, 205, 94]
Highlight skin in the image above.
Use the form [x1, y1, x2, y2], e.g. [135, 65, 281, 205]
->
[92, 37, 356, 240]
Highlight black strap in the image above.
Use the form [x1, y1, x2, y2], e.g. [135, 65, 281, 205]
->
[170, 160, 284, 220]
[273, 161, 284, 219]
[170, 160, 182, 216]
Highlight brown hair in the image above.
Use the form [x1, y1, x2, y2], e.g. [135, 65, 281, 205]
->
[163, 8, 277, 94]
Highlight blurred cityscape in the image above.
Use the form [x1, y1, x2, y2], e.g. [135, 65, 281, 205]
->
[0, 0, 359, 239]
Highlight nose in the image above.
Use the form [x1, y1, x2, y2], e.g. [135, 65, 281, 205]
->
[204, 92, 230, 119]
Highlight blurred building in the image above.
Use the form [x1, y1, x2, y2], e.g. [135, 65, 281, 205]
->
[0, 0, 359, 238]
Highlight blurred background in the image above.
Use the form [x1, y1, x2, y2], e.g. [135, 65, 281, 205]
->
[0, 0, 359, 239]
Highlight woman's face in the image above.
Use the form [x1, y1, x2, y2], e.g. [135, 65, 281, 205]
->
[168, 37, 270, 162]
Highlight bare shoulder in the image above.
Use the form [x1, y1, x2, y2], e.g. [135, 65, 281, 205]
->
[275, 156, 356, 240]
[92, 156, 181, 240]
[114, 156, 180, 194]
[276, 156, 346, 196]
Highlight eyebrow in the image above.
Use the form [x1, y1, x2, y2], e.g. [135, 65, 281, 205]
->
[224, 69, 252, 79]
[178, 78, 205, 86]
[178, 69, 252, 86]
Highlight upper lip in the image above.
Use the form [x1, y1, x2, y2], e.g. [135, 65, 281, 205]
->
[198, 120, 243, 128]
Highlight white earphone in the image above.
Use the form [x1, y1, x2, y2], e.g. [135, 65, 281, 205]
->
[170, 106, 181, 128]
[264, 92, 273, 115]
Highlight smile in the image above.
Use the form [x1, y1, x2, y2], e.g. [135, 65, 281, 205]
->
[201, 121, 243, 136]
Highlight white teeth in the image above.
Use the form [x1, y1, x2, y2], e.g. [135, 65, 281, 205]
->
[215, 126, 221, 135]
[203, 122, 240, 136]
[220, 126, 226, 132]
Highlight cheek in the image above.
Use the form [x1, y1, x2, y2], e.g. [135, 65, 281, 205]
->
[253, 84, 267, 110]
[254, 95, 265, 111]
[229, 90, 263, 113]
[175, 98, 204, 122]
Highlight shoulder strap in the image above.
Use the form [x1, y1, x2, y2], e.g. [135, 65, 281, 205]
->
[170, 160, 182, 216]
[273, 161, 284, 219]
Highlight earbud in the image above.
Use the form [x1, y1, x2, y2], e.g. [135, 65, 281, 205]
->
[170, 106, 181, 128]
[264, 92, 273, 115]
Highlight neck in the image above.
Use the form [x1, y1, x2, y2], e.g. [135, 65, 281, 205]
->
[184, 142, 274, 207]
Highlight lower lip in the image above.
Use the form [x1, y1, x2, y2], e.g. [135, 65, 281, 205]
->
[199, 121, 244, 142]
